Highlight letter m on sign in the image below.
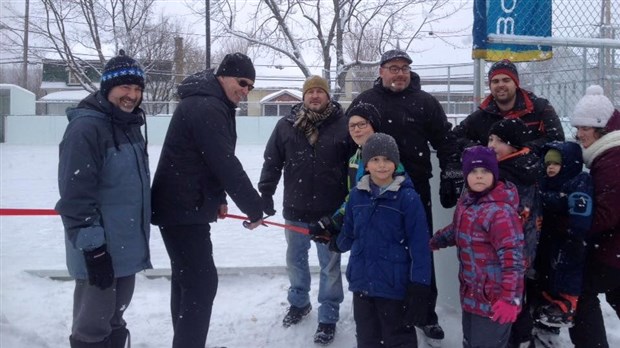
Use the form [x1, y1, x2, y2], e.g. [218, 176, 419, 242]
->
[472, 0, 552, 62]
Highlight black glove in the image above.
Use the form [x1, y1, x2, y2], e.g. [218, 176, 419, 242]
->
[328, 236, 343, 253]
[83, 244, 114, 290]
[308, 215, 340, 244]
[439, 162, 464, 208]
[404, 283, 431, 327]
[261, 194, 276, 216]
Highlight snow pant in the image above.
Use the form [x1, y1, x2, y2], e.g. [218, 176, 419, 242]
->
[551, 235, 587, 296]
[569, 258, 620, 348]
[285, 220, 344, 324]
[462, 311, 511, 348]
[353, 292, 417, 348]
[160, 224, 218, 348]
[71, 275, 135, 347]
[412, 178, 440, 326]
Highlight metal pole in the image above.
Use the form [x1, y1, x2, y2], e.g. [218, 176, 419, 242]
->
[21, 0, 30, 89]
[205, 0, 211, 69]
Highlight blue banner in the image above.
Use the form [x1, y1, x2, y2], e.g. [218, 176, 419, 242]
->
[472, 0, 553, 62]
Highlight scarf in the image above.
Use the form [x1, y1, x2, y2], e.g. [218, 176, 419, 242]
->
[293, 102, 335, 145]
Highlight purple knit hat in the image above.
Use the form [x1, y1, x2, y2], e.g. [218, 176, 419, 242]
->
[462, 146, 499, 182]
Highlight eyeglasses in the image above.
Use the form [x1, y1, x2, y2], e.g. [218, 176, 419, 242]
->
[382, 65, 411, 74]
[348, 120, 370, 130]
[236, 78, 254, 91]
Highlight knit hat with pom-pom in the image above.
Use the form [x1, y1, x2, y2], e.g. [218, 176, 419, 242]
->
[571, 85, 615, 128]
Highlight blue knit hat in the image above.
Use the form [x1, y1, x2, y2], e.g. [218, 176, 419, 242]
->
[100, 49, 145, 97]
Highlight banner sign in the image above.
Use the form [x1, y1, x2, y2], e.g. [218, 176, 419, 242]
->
[472, 0, 553, 62]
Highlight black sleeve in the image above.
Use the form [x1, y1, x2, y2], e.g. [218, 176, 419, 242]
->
[188, 98, 263, 222]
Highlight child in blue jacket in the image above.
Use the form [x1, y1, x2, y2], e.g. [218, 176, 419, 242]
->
[535, 141, 594, 328]
[334, 133, 432, 347]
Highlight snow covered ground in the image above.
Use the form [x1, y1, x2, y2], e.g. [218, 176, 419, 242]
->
[1, 144, 618, 348]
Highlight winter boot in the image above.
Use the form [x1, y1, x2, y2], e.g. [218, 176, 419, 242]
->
[109, 327, 130, 348]
[313, 323, 336, 345]
[420, 323, 444, 348]
[282, 303, 312, 327]
[69, 335, 111, 348]
[538, 292, 577, 328]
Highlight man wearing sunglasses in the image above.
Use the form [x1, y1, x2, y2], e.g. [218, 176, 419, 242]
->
[258, 75, 351, 345]
[347, 49, 463, 348]
[151, 52, 267, 348]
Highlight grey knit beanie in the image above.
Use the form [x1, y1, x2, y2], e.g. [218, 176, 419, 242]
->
[362, 133, 400, 167]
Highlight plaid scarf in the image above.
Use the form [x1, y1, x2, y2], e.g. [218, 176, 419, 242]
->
[293, 102, 335, 145]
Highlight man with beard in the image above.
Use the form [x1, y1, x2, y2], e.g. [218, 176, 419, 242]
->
[56, 50, 151, 348]
[452, 59, 565, 348]
[452, 59, 564, 155]
[258, 75, 350, 345]
[347, 49, 463, 347]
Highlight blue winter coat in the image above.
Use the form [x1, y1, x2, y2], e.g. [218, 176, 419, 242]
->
[337, 174, 431, 300]
[56, 92, 152, 279]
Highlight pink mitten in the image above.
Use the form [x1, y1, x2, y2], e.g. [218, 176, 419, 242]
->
[491, 300, 519, 324]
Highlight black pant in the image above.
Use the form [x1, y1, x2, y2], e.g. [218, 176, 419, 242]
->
[412, 178, 439, 326]
[569, 258, 620, 348]
[353, 293, 417, 348]
[160, 224, 218, 348]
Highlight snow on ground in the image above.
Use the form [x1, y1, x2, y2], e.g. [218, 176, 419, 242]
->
[1, 144, 618, 347]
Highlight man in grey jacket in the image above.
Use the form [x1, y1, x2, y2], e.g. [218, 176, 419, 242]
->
[56, 50, 151, 348]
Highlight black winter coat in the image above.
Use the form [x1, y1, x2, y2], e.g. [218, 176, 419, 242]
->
[452, 89, 565, 154]
[258, 102, 351, 223]
[151, 70, 263, 226]
[348, 72, 460, 182]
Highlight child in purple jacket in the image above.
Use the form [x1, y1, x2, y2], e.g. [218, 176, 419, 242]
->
[430, 146, 526, 348]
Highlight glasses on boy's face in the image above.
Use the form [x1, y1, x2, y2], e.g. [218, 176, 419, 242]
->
[235, 78, 254, 91]
[348, 120, 369, 130]
[382, 65, 411, 74]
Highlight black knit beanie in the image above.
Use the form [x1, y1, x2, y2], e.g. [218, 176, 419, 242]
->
[100, 49, 145, 97]
[488, 118, 528, 150]
[215, 53, 256, 81]
[346, 102, 381, 130]
[362, 133, 400, 167]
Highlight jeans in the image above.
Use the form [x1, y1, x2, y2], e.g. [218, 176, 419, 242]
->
[285, 220, 344, 324]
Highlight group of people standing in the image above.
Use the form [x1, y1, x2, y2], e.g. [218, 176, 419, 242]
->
[55, 48, 618, 348]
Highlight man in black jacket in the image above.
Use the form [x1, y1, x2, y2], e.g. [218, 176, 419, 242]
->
[259, 75, 350, 345]
[451, 59, 564, 155]
[348, 49, 463, 347]
[452, 60, 565, 348]
[151, 53, 265, 348]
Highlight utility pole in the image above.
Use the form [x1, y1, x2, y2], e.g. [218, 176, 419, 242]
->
[205, 0, 211, 69]
[21, 0, 29, 89]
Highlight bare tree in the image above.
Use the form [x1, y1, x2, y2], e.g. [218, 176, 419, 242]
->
[4, 0, 192, 102]
[197, 0, 467, 100]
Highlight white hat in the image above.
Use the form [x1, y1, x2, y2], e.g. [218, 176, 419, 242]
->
[571, 85, 615, 128]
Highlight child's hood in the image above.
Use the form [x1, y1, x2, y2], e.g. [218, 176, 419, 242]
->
[542, 141, 584, 183]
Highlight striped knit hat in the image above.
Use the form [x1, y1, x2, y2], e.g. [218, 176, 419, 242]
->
[100, 49, 145, 97]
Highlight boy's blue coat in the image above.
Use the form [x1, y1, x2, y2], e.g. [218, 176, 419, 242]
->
[337, 174, 431, 300]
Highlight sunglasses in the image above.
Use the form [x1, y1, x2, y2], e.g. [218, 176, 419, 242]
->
[236, 78, 255, 91]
